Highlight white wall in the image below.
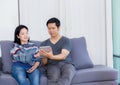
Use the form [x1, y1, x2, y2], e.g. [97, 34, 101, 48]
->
[0, 0, 113, 66]
[19, 0, 109, 65]
[60, 0, 106, 65]
[0, 0, 18, 40]
[19, 0, 60, 41]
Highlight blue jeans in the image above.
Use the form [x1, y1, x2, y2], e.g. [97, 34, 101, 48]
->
[11, 62, 40, 85]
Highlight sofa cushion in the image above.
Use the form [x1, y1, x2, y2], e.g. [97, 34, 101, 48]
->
[0, 41, 13, 73]
[71, 81, 117, 85]
[70, 37, 93, 70]
[71, 65, 118, 84]
[0, 57, 2, 71]
[0, 72, 47, 85]
[0, 40, 41, 73]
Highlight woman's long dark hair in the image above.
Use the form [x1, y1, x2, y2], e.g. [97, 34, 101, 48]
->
[14, 25, 29, 45]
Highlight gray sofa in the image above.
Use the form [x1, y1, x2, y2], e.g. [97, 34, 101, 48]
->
[0, 37, 118, 85]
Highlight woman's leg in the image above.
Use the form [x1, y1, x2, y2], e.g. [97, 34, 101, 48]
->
[11, 62, 29, 85]
[28, 69, 40, 85]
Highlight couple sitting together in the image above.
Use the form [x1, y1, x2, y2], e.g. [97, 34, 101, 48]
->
[10, 17, 76, 85]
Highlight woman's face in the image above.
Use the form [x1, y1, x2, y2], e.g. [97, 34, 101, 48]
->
[17, 28, 29, 44]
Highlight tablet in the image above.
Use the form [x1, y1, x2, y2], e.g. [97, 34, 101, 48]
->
[39, 46, 51, 52]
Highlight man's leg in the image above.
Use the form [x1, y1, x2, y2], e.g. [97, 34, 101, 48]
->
[57, 63, 76, 85]
[47, 64, 60, 85]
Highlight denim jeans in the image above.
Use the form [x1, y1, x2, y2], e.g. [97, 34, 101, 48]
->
[11, 62, 40, 85]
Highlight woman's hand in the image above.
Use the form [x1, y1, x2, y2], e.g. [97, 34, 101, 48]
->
[27, 65, 37, 73]
[27, 62, 40, 73]
[34, 52, 40, 58]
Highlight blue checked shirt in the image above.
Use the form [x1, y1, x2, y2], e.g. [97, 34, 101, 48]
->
[10, 42, 41, 66]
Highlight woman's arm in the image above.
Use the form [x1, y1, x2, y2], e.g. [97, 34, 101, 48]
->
[27, 61, 40, 73]
[10, 44, 22, 62]
[34, 51, 48, 66]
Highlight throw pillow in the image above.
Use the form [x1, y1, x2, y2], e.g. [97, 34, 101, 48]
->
[70, 37, 94, 70]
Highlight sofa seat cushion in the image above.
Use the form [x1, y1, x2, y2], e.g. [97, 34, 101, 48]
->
[0, 72, 18, 85]
[71, 80, 118, 85]
[0, 72, 47, 85]
[71, 65, 118, 84]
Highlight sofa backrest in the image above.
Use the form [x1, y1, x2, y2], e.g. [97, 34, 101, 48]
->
[0, 37, 94, 73]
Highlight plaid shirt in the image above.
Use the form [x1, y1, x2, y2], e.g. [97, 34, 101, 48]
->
[10, 42, 41, 66]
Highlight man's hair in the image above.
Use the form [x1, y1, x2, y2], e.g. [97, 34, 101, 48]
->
[46, 17, 60, 27]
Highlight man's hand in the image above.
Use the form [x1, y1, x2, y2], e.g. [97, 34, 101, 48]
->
[40, 48, 53, 59]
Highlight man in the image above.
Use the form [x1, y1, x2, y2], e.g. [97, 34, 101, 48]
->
[40, 17, 76, 85]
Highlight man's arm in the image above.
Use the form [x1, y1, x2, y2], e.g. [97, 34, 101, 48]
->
[40, 49, 70, 60]
[42, 58, 48, 66]
[51, 49, 70, 60]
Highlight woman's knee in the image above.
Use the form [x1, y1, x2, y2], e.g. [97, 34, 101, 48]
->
[12, 62, 24, 71]
[12, 63, 26, 78]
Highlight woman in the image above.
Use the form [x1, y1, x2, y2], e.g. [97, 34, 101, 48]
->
[10, 25, 41, 85]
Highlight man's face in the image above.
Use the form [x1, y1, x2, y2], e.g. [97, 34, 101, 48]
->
[47, 23, 60, 37]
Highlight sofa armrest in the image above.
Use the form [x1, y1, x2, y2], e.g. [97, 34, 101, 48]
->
[72, 65, 118, 84]
[0, 57, 2, 71]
